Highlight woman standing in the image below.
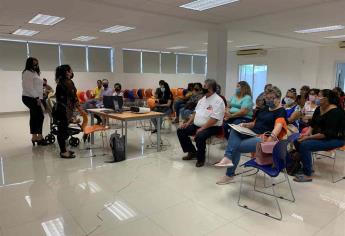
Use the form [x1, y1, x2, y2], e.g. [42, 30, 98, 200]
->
[22, 57, 47, 146]
[54, 65, 84, 158]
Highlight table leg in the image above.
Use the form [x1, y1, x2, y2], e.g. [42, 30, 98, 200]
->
[125, 121, 128, 157]
[157, 116, 161, 152]
[90, 112, 95, 145]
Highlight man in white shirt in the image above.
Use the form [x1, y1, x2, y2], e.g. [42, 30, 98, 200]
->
[177, 79, 225, 167]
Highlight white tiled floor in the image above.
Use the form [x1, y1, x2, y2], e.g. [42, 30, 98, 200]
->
[0, 113, 345, 236]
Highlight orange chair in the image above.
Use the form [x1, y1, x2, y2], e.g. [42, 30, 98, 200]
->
[171, 88, 178, 98]
[86, 90, 95, 99]
[81, 112, 110, 154]
[177, 88, 184, 97]
[145, 89, 153, 98]
[132, 89, 139, 99]
[78, 91, 87, 103]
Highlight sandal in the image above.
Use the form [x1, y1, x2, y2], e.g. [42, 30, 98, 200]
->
[213, 157, 234, 167]
[293, 175, 312, 182]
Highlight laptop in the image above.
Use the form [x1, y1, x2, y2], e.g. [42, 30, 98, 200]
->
[103, 96, 124, 113]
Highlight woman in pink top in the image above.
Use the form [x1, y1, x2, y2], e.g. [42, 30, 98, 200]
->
[300, 88, 319, 131]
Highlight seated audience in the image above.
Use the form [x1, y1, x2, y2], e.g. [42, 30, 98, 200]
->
[333, 87, 345, 109]
[151, 81, 173, 133]
[253, 93, 266, 120]
[180, 83, 203, 121]
[177, 79, 225, 168]
[113, 83, 123, 96]
[293, 89, 345, 182]
[223, 81, 253, 139]
[173, 83, 194, 123]
[257, 83, 272, 104]
[100, 79, 113, 98]
[215, 86, 287, 184]
[300, 88, 319, 131]
[94, 80, 103, 99]
[284, 88, 301, 130]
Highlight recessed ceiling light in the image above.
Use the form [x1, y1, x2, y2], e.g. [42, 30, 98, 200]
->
[29, 14, 65, 26]
[180, 0, 239, 11]
[295, 25, 345, 34]
[166, 46, 188, 50]
[324, 34, 345, 39]
[100, 25, 135, 33]
[12, 29, 39, 36]
[72, 36, 97, 42]
[236, 44, 263, 48]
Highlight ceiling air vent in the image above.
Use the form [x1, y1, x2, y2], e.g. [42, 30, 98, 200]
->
[236, 49, 267, 56]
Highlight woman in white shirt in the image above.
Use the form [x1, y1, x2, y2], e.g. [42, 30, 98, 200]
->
[112, 83, 124, 97]
[22, 57, 47, 146]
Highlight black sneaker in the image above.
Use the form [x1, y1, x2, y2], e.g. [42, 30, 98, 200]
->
[196, 161, 205, 167]
[182, 152, 197, 160]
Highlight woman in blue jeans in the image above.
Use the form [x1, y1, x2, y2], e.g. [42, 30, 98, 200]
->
[293, 89, 345, 182]
[215, 86, 288, 185]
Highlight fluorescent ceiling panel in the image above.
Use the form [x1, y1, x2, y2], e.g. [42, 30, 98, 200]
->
[324, 34, 345, 39]
[12, 29, 39, 36]
[236, 44, 263, 48]
[29, 14, 65, 26]
[295, 25, 345, 34]
[100, 25, 135, 33]
[72, 36, 97, 41]
[180, 0, 239, 11]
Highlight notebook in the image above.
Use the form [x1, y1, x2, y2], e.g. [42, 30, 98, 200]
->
[228, 124, 257, 137]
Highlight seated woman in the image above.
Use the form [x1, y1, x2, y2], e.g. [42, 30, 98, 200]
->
[284, 89, 302, 131]
[151, 81, 173, 133]
[293, 89, 345, 182]
[180, 83, 203, 121]
[223, 81, 253, 139]
[214, 86, 287, 185]
[173, 83, 194, 123]
[300, 88, 319, 131]
[113, 83, 123, 96]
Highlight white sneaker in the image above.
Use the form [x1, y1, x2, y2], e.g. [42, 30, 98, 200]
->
[216, 175, 235, 185]
[214, 157, 234, 167]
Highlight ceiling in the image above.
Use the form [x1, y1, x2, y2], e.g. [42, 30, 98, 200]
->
[0, 0, 345, 53]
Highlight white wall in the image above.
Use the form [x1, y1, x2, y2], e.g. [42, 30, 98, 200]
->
[226, 45, 345, 98]
[0, 71, 205, 113]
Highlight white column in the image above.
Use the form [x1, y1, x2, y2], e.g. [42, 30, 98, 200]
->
[206, 29, 228, 95]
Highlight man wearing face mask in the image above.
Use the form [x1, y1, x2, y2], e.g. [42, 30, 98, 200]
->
[283, 89, 301, 130]
[113, 83, 123, 96]
[100, 79, 113, 98]
[177, 79, 225, 167]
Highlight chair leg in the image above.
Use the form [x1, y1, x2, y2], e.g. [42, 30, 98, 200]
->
[238, 171, 283, 221]
[332, 151, 345, 183]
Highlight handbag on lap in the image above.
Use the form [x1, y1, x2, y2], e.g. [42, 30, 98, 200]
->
[254, 132, 278, 165]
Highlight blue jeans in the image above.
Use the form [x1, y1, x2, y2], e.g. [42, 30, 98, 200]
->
[225, 130, 261, 177]
[294, 139, 345, 176]
[151, 107, 172, 129]
[180, 108, 194, 120]
[174, 100, 186, 119]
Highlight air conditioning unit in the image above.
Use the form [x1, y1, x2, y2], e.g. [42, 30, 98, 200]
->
[236, 49, 267, 56]
[339, 41, 345, 48]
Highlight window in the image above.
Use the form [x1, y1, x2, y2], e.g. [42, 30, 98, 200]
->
[60, 45, 86, 72]
[123, 50, 141, 73]
[29, 43, 59, 71]
[161, 53, 176, 74]
[193, 55, 206, 74]
[0, 41, 27, 71]
[177, 54, 192, 74]
[142, 51, 159, 73]
[239, 64, 268, 101]
[336, 63, 345, 92]
[88, 47, 112, 72]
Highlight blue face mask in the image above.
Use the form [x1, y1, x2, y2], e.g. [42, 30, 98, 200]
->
[235, 88, 241, 95]
[266, 100, 276, 109]
[315, 98, 321, 106]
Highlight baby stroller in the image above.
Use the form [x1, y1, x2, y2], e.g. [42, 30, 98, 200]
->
[45, 94, 82, 147]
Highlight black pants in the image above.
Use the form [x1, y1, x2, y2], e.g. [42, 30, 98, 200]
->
[22, 96, 44, 134]
[56, 114, 69, 153]
[177, 124, 221, 162]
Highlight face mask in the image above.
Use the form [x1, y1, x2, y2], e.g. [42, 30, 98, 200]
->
[315, 98, 321, 106]
[103, 84, 108, 89]
[235, 88, 241, 95]
[284, 97, 295, 106]
[203, 88, 209, 94]
[115, 88, 120, 92]
[309, 95, 316, 102]
[266, 100, 276, 109]
[160, 87, 165, 93]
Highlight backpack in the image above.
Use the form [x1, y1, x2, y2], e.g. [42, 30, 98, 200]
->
[109, 132, 126, 162]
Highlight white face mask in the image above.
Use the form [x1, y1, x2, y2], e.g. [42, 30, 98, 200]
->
[284, 97, 295, 106]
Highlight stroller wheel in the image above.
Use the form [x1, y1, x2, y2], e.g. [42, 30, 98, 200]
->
[69, 137, 80, 147]
[45, 134, 55, 144]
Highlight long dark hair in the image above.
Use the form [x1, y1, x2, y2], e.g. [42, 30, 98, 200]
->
[162, 82, 172, 99]
[55, 64, 72, 84]
[23, 57, 40, 75]
[321, 89, 340, 107]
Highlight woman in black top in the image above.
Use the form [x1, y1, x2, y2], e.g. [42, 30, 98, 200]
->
[294, 89, 345, 182]
[151, 81, 173, 133]
[54, 65, 85, 158]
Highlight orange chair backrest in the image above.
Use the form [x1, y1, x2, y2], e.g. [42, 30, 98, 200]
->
[147, 98, 156, 109]
[177, 88, 184, 97]
[171, 88, 178, 98]
[145, 89, 153, 98]
[81, 112, 88, 132]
